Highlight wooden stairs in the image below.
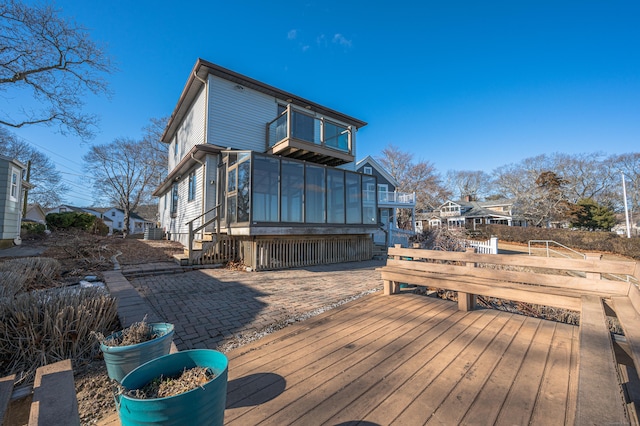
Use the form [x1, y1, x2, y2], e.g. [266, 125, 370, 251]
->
[173, 232, 218, 266]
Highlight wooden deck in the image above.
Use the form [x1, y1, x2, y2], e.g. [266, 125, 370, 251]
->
[224, 291, 578, 425]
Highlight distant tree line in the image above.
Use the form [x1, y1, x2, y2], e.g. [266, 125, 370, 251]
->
[378, 145, 638, 231]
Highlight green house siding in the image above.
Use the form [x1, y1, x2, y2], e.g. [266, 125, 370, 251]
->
[0, 158, 24, 241]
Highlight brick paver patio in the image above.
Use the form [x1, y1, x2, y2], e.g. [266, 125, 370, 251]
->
[128, 260, 384, 350]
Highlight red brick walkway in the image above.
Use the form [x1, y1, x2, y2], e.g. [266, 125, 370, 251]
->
[127, 260, 384, 350]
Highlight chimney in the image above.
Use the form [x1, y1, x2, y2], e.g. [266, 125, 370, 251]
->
[464, 195, 474, 202]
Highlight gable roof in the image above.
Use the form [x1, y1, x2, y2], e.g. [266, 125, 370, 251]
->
[162, 58, 367, 143]
[355, 155, 399, 187]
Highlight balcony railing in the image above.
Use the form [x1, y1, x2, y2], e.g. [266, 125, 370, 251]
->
[377, 191, 416, 205]
[266, 105, 353, 166]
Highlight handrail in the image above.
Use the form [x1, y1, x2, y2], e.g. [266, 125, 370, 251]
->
[528, 240, 586, 260]
[187, 205, 221, 261]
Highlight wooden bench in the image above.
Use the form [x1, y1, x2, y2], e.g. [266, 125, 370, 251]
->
[379, 246, 640, 425]
[1, 360, 80, 426]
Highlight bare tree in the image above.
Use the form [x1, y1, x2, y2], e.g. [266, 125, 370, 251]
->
[377, 144, 449, 228]
[514, 171, 573, 227]
[445, 170, 494, 200]
[611, 152, 640, 215]
[140, 116, 169, 191]
[549, 152, 616, 205]
[0, 127, 68, 207]
[0, 0, 112, 139]
[84, 138, 157, 237]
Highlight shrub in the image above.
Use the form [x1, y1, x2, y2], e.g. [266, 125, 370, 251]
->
[478, 224, 640, 260]
[21, 222, 46, 235]
[46, 212, 97, 231]
[0, 287, 118, 384]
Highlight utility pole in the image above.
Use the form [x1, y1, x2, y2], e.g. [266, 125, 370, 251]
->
[622, 172, 631, 238]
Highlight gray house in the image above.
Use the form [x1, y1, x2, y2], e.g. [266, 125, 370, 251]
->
[0, 155, 32, 248]
[355, 156, 416, 245]
[153, 59, 376, 270]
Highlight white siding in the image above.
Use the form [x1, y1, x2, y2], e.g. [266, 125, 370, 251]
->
[169, 86, 206, 171]
[207, 76, 276, 152]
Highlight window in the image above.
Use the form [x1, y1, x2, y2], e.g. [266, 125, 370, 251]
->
[237, 161, 250, 222]
[252, 155, 279, 222]
[363, 166, 372, 175]
[346, 172, 362, 224]
[327, 169, 345, 224]
[378, 184, 389, 202]
[305, 165, 325, 223]
[10, 171, 18, 200]
[281, 160, 303, 222]
[171, 183, 178, 217]
[111, 211, 115, 217]
[188, 171, 196, 202]
[174, 140, 178, 156]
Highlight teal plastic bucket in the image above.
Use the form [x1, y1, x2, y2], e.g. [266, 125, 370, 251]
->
[117, 349, 228, 426]
[101, 323, 174, 383]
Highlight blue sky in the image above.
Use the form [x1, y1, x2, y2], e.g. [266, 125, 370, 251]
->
[7, 0, 640, 206]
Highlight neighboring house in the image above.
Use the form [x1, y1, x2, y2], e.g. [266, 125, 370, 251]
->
[153, 59, 374, 270]
[355, 156, 416, 245]
[24, 203, 46, 224]
[0, 155, 33, 247]
[102, 208, 155, 235]
[418, 197, 521, 231]
[47, 205, 102, 218]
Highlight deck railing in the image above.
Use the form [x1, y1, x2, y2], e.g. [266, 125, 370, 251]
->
[266, 106, 352, 154]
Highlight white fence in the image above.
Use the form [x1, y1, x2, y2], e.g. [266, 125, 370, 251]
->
[462, 236, 499, 254]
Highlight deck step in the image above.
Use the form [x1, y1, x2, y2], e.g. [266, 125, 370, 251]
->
[173, 253, 190, 266]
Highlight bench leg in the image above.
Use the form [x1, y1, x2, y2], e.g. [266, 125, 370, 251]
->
[383, 280, 400, 295]
[458, 292, 476, 311]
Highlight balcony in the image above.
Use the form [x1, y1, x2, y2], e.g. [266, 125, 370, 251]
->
[376, 191, 416, 207]
[266, 105, 354, 167]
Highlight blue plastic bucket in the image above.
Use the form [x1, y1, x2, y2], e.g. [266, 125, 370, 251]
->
[117, 349, 228, 426]
[101, 323, 174, 383]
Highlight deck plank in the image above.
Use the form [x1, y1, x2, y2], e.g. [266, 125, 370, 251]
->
[362, 309, 502, 424]
[424, 314, 527, 425]
[530, 322, 575, 425]
[460, 317, 540, 425]
[495, 320, 557, 425]
[222, 293, 581, 426]
[227, 301, 453, 424]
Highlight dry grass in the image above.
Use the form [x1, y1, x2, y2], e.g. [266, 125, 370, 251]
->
[0, 287, 118, 385]
[98, 317, 157, 347]
[0, 257, 62, 292]
[124, 367, 216, 399]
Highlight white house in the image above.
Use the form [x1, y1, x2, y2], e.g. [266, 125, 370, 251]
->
[153, 59, 374, 270]
[416, 197, 523, 231]
[101, 208, 155, 235]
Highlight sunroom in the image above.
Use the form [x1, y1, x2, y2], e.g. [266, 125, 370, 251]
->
[221, 150, 378, 234]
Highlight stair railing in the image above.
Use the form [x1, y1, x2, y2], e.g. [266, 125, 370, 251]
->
[187, 205, 221, 261]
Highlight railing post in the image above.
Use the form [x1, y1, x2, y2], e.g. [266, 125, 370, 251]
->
[458, 247, 477, 311]
[585, 253, 603, 280]
[188, 221, 193, 263]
